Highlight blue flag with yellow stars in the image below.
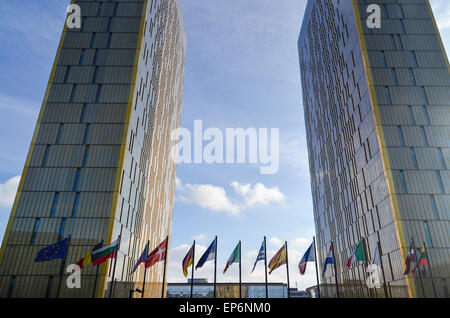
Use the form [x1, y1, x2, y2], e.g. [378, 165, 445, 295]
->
[34, 237, 69, 262]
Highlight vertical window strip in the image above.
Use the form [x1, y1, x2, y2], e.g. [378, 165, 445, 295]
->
[64, 66, 71, 84]
[438, 148, 446, 169]
[97, 2, 103, 16]
[400, 19, 406, 34]
[113, 2, 118, 17]
[409, 69, 416, 86]
[30, 218, 40, 244]
[392, 68, 398, 85]
[56, 124, 63, 145]
[410, 148, 418, 169]
[70, 84, 77, 103]
[407, 106, 415, 125]
[106, 33, 112, 49]
[50, 192, 59, 217]
[399, 170, 408, 193]
[83, 124, 90, 145]
[436, 171, 445, 194]
[421, 87, 429, 105]
[398, 126, 405, 146]
[385, 86, 392, 105]
[430, 195, 439, 220]
[420, 126, 429, 146]
[45, 276, 53, 298]
[397, 35, 404, 50]
[80, 103, 87, 123]
[411, 51, 418, 67]
[79, 49, 86, 65]
[107, 17, 112, 33]
[95, 85, 102, 103]
[72, 193, 80, 218]
[42, 145, 50, 167]
[58, 218, 66, 241]
[422, 106, 430, 124]
[93, 49, 98, 65]
[90, 33, 96, 49]
[92, 66, 98, 84]
[424, 221, 433, 248]
[381, 51, 387, 67]
[82, 145, 90, 167]
[73, 168, 81, 192]
[391, 34, 397, 50]
[7, 276, 16, 298]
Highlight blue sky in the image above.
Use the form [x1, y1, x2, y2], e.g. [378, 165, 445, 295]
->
[0, 0, 449, 291]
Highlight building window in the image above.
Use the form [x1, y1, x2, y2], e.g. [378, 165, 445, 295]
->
[392, 68, 398, 85]
[72, 193, 80, 218]
[93, 49, 98, 65]
[80, 103, 87, 123]
[397, 35, 404, 50]
[409, 69, 416, 86]
[73, 169, 81, 192]
[407, 106, 415, 125]
[381, 51, 387, 67]
[95, 85, 102, 103]
[45, 276, 53, 298]
[385, 87, 392, 105]
[410, 148, 418, 169]
[411, 51, 418, 67]
[58, 218, 66, 241]
[42, 145, 50, 167]
[90, 33, 96, 49]
[424, 221, 433, 248]
[97, 2, 103, 16]
[82, 145, 90, 167]
[64, 66, 71, 84]
[70, 84, 77, 103]
[422, 106, 430, 125]
[83, 124, 90, 144]
[79, 49, 86, 65]
[50, 192, 59, 217]
[92, 66, 98, 84]
[421, 87, 429, 105]
[420, 126, 429, 146]
[400, 19, 406, 34]
[30, 218, 40, 244]
[7, 276, 16, 298]
[430, 195, 439, 220]
[106, 33, 112, 49]
[399, 170, 408, 193]
[56, 124, 63, 144]
[398, 126, 405, 146]
[436, 171, 445, 194]
[438, 148, 446, 169]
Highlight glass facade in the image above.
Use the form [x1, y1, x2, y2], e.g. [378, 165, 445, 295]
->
[298, 0, 449, 297]
[167, 282, 288, 298]
[0, 0, 185, 298]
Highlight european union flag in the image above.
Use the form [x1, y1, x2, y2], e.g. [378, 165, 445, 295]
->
[34, 237, 69, 263]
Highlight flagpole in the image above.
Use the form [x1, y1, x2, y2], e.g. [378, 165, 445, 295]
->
[56, 235, 71, 298]
[331, 240, 340, 298]
[92, 239, 104, 298]
[313, 236, 321, 299]
[285, 241, 290, 299]
[361, 238, 373, 298]
[423, 241, 438, 298]
[235, 240, 240, 298]
[161, 236, 169, 298]
[109, 234, 121, 298]
[142, 240, 149, 298]
[411, 237, 425, 297]
[264, 236, 268, 298]
[377, 241, 389, 298]
[191, 241, 195, 298]
[213, 236, 217, 299]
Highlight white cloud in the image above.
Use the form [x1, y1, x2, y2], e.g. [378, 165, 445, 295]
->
[175, 178, 286, 215]
[230, 182, 285, 208]
[0, 176, 20, 208]
[430, 0, 450, 30]
[192, 233, 207, 241]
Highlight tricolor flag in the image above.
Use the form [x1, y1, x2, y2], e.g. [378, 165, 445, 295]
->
[223, 242, 240, 274]
[92, 237, 120, 266]
[347, 240, 366, 268]
[251, 240, 265, 273]
[131, 242, 149, 273]
[182, 243, 195, 277]
[412, 246, 429, 274]
[145, 238, 168, 268]
[268, 243, 287, 274]
[298, 242, 315, 275]
[322, 244, 334, 275]
[196, 238, 217, 269]
[403, 241, 417, 275]
[76, 241, 103, 270]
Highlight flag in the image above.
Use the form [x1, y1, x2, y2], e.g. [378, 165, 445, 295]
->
[76, 241, 103, 270]
[268, 243, 287, 274]
[34, 237, 70, 262]
[145, 238, 168, 268]
[298, 242, 315, 275]
[347, 240, 366, 268]
[182, 243, 195, 277]
[403, 241, 417, 275]
[223, 242, 240, 274]
[251, 240, 265, 273]
[373, 243, 381, 265]
[131, 243, 149, 273]
[322, 244, 334, 275]
[196, 238, 216, 269]
[92, 238, 119, 266]
[412, 246, 429, 274]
